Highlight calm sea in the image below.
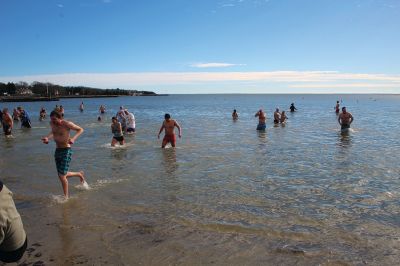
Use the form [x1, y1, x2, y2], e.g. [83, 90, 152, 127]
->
[1, 94, 399, 265]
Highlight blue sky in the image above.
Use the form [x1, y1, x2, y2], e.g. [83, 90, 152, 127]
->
[1, 0, 399, 93]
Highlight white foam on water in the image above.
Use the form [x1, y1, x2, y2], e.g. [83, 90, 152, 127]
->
[75, 180, 90, 190]
[101, 142, 134, 149]
[51, 194, 70, 204]
[88, 178, 127, 190]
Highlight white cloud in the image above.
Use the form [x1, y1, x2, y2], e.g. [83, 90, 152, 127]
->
[57, 4, 64, 8]
[289, 83, 400, 88]
[190, 62, 245, 68]
[221, 4, 235, 7]
[0, 71, 399, 93]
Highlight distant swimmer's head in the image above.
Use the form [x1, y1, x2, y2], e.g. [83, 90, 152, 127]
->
[233, 109, 237, 113]
[342, 107, 347, 113]
[165, 113, 171, 120]
[120, 106, 124, 110]
[291, 103, 294, 106]
[337, 101, 339, 103]
[98, 116, 101, 121]
[276, 108, 279, 112]
[111, 116, 117, 122]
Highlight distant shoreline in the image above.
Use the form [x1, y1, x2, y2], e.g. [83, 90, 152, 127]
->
[0, 94, 168, 102]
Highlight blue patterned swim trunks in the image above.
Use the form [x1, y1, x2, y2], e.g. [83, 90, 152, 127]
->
[54, 148, 73, 175]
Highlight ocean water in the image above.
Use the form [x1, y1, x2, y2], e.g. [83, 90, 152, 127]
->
[1, 94, 399, 265]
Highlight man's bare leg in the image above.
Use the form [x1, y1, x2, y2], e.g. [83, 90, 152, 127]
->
[65, 171, 85, 183]
[58, 174, 69, 198]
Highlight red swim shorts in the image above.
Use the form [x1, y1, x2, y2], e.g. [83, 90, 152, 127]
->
[163, 134, 176, 145]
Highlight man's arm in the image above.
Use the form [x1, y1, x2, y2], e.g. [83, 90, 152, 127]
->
[349, 113, 354, 124]
[338, 115, 342, 125]
[174, 121, 182, 138]
[65, 121, 84, 144]
[158, 123, 165, 139]
[41, 132, 53, 144]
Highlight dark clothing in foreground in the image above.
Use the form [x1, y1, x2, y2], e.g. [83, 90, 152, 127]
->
[0, 180, 27, 263]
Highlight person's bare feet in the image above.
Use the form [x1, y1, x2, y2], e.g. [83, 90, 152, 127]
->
[79, 171, 85, 183]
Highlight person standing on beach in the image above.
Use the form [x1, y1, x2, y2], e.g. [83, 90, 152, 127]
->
[79, 102, 84, 112]
[2, 108, 13, 137]
[290, 103, 297, 112]
[255, 109, 266, 130]
[158, 113, 182, 148]
[111, 116, 124, 146]
[273, 108, 281, 124]
[232, 109, 238, 120]
[41, 111, 86, 199]
[338, 107, 353, 130]
[335, 101, 340, 114]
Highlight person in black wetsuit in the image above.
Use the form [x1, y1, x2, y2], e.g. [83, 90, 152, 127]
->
[289, 103, 297, 112]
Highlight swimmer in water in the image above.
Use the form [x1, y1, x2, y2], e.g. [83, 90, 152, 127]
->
[280, 111, 287, 123]
[232, 109, 238, 120]
[289, 103, 297, 112]
[39, 107, 47, 121]
[335, 101, 340, 114]
[99, 105, 106, 114]
[111, 116, 124, 146]
[158, 113, 182, 148]
[273, 108, 281, 124]
[124, 110, 135, 133]
[338, 107, 354, 131]
[12, 108, 20, 121]
[255, 109, 266, 130]
[2, 108, 13, 137]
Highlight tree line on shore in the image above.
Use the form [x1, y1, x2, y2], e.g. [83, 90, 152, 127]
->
[0, 81, 156, 96]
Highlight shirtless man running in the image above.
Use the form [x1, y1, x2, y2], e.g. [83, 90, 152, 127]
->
[158, 113, 182, 148]
[41, 111, 86, 199]
[255, 109, 266, 130]
[338, 107, 354, 131]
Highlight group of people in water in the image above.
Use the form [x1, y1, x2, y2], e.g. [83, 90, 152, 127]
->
[0, 100, 353, 199]
[235, 103, 297, 131]
[0, 99, 356, 264]
[36, 102, 181, 198]
[0, 106, 32, 135]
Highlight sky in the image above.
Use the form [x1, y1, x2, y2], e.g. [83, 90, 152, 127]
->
[0, 0, 399, 94]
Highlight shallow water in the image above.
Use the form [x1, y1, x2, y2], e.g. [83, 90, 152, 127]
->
[1, 94, 399, 265]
